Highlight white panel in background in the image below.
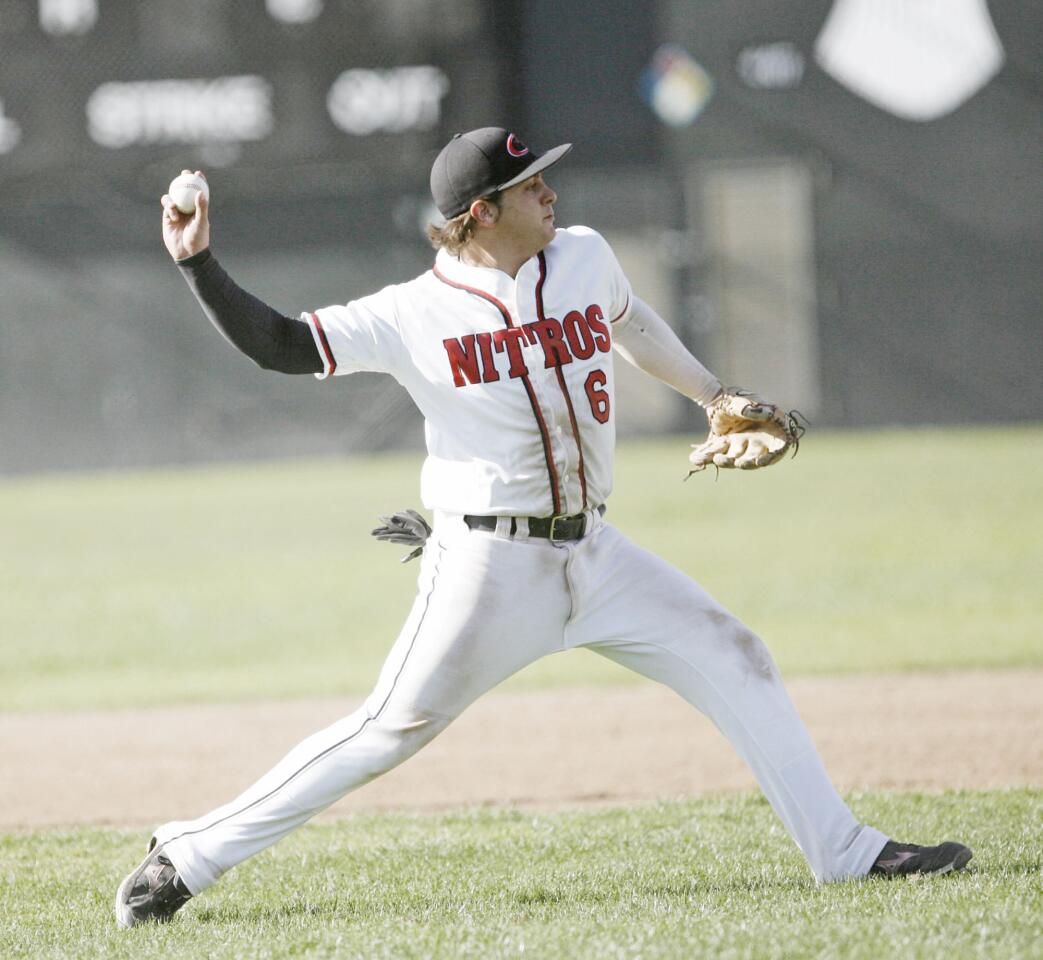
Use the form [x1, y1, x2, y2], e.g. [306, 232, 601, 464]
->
[815, 0, 1004, 121]
[266, 0, 323, 24]
[736, 42, 805, 90]
[694, 161, 822, 417]
[0, 100, 21, 154]
[327, 67, 450, 136]
[86, 77, 273, 149]
[39, 0, 96, 35]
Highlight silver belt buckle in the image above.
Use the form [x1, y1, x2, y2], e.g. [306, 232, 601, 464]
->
[549, 512, 583, 541]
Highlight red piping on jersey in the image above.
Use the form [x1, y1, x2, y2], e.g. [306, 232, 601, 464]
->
[309, 312, 337, 376]
[432, 264, 562, 516]
[612, 293, 631, 324]
[536, 251, 588, 510]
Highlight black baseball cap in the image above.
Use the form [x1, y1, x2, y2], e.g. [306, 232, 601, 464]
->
[430, 127, 572, 220]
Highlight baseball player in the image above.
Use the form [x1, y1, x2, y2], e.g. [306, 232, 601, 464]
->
[116, 128, 971, 927]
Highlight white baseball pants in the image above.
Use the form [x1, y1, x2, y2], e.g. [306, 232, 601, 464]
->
[155, 510, 886, 892]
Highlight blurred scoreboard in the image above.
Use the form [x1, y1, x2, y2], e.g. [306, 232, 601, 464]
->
[0, 0, 502, 200]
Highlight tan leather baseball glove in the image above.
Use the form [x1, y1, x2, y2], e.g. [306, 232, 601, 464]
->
[688, 389, 805, 475]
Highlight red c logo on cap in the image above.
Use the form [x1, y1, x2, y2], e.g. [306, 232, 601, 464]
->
[506, 134, 530, 158]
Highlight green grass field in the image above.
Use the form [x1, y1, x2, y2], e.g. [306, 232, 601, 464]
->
[1, 425, 1040, 710]
[2, 791, 1040, 959]
[2, 426, 1041, 957]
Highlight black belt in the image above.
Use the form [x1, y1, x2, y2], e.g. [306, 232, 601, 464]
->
[464, 505, 605, 542]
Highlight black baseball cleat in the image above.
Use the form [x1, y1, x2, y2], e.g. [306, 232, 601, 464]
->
[115, 838, 193, 928]
[869, 839, 973, 878]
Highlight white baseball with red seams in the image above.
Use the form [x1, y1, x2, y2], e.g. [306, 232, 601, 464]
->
[150, 222, 888, 894]
[168, 173, 209, 215]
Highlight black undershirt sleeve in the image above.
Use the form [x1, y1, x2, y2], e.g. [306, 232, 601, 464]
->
[176, 248, 323, 375]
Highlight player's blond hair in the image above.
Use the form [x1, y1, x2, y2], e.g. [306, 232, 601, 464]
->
[426, 195, 500, 256]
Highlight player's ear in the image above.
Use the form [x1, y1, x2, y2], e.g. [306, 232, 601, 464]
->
[469, 196, 499, 227]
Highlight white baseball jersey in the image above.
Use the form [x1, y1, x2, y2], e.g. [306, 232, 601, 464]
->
[303, 226, 633, 517]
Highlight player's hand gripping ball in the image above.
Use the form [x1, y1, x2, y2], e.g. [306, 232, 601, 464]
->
[688, 389, 805, 475]
[168, 172, 210, 214]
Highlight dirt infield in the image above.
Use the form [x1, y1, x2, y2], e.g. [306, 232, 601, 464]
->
[2, 670, 1040, 831]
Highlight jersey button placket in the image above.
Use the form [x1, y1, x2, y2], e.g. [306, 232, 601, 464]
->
[528, 316, 581, 515]
[515, 282, 569, 516]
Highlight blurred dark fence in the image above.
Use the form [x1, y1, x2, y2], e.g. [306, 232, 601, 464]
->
[1, 0, 1040, 473]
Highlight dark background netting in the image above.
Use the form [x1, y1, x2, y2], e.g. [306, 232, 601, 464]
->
[1, 0, 1039, 473]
